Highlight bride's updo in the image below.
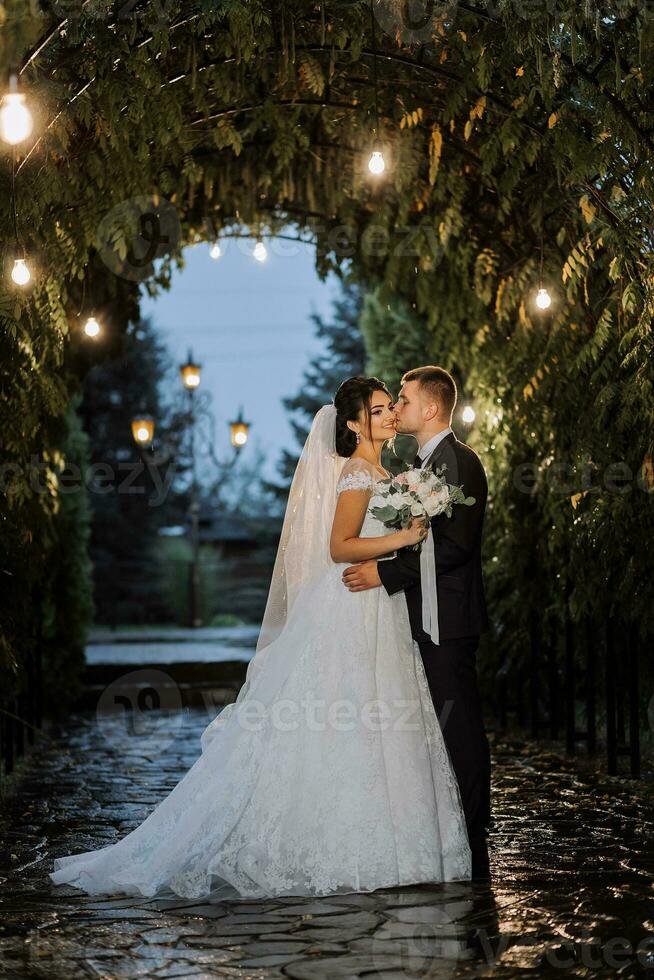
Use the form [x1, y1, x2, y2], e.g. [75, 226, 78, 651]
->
[333, 376, 392, 457]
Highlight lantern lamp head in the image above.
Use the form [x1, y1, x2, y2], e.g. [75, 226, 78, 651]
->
[180, 349, 201, 390]
[131, 417, 155, 447]
[229, 407, 250, 449]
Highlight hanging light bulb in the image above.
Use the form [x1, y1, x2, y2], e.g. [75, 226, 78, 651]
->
[0, 74, 33, 145]
[462, 405, 476, 425]
[368, 142, 386, 175]
[210, 241, 222, 260]
[367, 4, 385, 179]
[535, 286, 552, 310]
[253, 239, 268, 262]
[368, 148, 385, 175]
[84, 315, 101, 338]
[11, 257, 30, 286]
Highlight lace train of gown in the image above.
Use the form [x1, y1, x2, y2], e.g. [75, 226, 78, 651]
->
[50, 463, 471, 900]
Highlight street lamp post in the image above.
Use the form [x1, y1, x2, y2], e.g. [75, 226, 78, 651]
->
[129, 375, 249, 630]
[180, 350, 202, 628]
[179, 351, 251, 629]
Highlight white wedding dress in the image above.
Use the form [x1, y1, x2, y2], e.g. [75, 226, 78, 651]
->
[50, 407, 471, 900]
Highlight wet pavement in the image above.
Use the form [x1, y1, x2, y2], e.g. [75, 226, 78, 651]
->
[0, 707, 652, 979]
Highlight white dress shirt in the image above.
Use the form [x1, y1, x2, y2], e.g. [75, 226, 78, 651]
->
[418, 426, 453, 465]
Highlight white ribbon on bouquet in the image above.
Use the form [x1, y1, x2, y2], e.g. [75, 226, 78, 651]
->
[420, 525, 440, 645]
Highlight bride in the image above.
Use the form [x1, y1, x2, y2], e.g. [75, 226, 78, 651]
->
[49, 376, 471, 900]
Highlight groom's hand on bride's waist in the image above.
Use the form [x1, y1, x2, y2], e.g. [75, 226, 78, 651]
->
[342, 561, 381, 592]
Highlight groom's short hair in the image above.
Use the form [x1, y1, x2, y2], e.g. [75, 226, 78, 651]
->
[401, 366, 457, 418]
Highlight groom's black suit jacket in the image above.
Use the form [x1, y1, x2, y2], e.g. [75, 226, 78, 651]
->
[378, 431, 489, 642]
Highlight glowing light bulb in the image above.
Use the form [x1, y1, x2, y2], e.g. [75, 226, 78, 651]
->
[230, 410, 250, 449]
[462, 406, 476, 425]
[368, 149, 385, 175]
[11, 258, 30, 286]
[0, 79, 33, 145]
[210, 242, 222, 260]
[84, 316, 101, 337]
[180, 354, 201, 390]
[131, 418, 155, 447]
[536, 286, 552, 310]
[253, 239, 267, 262]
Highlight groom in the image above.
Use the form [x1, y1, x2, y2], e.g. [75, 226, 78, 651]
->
[343, 365, 492, 879]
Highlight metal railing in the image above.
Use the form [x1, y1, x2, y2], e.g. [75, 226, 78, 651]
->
[495, 615, 649, 778]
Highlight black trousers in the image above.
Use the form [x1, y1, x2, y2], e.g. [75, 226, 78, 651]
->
[417, 636, 491, 847]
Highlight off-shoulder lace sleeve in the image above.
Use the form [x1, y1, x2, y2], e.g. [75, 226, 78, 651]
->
[336, 458, 377, 496]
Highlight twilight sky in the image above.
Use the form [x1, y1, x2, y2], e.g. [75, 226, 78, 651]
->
[140, 236, 341, 479]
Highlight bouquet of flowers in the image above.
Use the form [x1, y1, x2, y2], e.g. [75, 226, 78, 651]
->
[370, 464, 476, 550]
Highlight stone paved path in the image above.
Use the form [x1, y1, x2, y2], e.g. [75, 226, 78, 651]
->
[0, 708, 652, 979]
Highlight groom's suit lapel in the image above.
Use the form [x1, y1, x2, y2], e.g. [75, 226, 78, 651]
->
[421, 430, 458, 473]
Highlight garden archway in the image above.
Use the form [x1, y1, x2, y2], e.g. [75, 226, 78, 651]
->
[1, 0, 652, 771]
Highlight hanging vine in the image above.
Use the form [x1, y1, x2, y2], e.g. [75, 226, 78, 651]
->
[0, 0, 652, 702]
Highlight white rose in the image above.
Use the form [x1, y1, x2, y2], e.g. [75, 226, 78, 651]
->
[424, 486, 451, 517]
[421, 472, 440, 490]
[414, 481, 434, 502]
[424, 496, 442, 518]
[434, 486, 451, 507]
[410, 501, 424, 517]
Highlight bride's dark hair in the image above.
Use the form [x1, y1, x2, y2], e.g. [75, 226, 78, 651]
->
[333, 377, 392, 458]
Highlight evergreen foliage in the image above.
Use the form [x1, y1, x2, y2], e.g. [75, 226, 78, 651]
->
[0, 1, 652, 716]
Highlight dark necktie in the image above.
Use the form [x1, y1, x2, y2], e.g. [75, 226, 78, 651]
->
[414, 452, 424, 469]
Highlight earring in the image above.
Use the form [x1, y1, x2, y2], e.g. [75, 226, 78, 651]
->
[356, 432, 361, 445]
